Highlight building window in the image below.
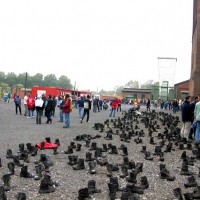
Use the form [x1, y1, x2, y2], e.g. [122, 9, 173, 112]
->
[141, 94, 145, 99]
[134, 94, 137, 99]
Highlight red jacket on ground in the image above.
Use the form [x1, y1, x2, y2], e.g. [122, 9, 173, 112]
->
[62, 98, 71, 113]
[27, 96, 35, 109]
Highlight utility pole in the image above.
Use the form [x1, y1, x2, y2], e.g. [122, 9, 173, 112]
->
[24, 72, 27, 94]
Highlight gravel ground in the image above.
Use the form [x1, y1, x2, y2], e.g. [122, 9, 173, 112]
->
[0, 100, 198, 200]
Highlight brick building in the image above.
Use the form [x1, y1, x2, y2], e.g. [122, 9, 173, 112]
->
[174, 80, 189, 100]
[189, 1, 200, 96]
[121, 88, 151, 100]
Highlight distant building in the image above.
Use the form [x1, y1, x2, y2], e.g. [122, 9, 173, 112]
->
[174, 80, 189, 100]
[121, 88, 151, 100]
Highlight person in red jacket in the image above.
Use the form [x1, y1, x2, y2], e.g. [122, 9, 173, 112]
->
[117, 98, 122, 112]
[62, 93, 71, 128]
[27, 94, 35, 118]
[109, 98, 118, 117]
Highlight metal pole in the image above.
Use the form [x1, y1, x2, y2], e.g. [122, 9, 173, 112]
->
[24, 72, 27, 94]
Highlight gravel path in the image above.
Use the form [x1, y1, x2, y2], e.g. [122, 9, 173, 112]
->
[0, 100, 197, 200]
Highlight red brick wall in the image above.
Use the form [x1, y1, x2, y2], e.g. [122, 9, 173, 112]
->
[190, 0, 200, 96]
[174, 81, 189, 100]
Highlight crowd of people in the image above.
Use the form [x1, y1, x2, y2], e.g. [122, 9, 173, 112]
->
[180, 94, 200, 145]
[2, 92, 200, 144]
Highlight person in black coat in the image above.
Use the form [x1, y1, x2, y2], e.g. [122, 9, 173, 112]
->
[146, 98, 151, 111]
[45, 94, 54, 124]
[181, 96, 192, 139]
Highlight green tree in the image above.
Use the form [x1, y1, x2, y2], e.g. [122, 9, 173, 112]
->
[16, 73, 26, 85]
[57, 75, 73, 89]
[43, 74, 58, 87]
[114, 85, 124, 96]
[141, 80, 155, 89]
[99, 89, 107, 95]
[5, 72, 17, 86]
[0, 82, 9, 87]
[16, 84, 23, 88]
[32, 73, 44, 86]
[125, 80, 139, 88]
[0, 71, 6, 83]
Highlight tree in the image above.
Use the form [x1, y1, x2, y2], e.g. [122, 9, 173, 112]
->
[141, 80, 155, 89]
[16, 84, 23, 88]
[99, 89, 107, 95]
[0, 71, 6, 83]
[16, 73, 26, 85]
[5, 72, 17, 86]
[43, 74, 58, 87]
[0, 82, 8, 87]
[114, 85, 124, 96]
[125, 80, 139, 88]
[32, 73, 44, 86]
[57, 75, 73, 89]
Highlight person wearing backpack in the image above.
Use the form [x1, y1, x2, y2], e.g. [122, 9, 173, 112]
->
[80, 95, 91, 123]
[14, 95, 22, 115]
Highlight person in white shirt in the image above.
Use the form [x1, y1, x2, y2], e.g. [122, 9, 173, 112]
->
[23, 93, 28, 116]
[35, 95, 44, 124]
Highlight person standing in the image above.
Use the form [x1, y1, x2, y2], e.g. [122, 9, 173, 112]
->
[80, 95, 91, 123]
[189, 96, 199, 139]
[27, 94, 35, 118]
[93, 97, 98, 112]
[42, 94, 47, 116]
[194, 94, 200, 143]
[109, 98, 118, 117]
[96, 97, 100, 112]
[35, 95, 44, 124]
[117, 98, 122, 112]
[99, 98, 103, 111]
[173, 99, 178, 113]
[23, 93, 28, 116]
[7, 92, 11, 103]
[62, 93, 71, 128]
[146, 98, 151, 111]
[181, 96, 192, 139]
[45, 94, 54, 124]
[58, 95, 65, 122]
[77, 96, 84, 118]
[4, 92, 8, 103]
[51, 95, 57, 117]
[179, 99, 182, 111]
[14, 95, 22, 115]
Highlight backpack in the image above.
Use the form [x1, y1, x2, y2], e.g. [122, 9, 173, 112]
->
[84, 101, 89, 109]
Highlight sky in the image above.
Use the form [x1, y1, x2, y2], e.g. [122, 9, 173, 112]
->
[0, 0, 193, 92]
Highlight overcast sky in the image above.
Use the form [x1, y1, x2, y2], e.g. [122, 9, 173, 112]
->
[0, 0, 193, 91]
